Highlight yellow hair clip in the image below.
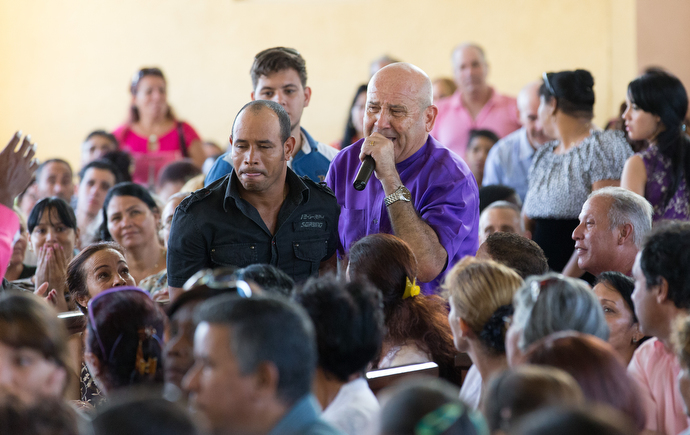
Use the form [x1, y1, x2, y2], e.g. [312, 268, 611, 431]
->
[403, 277, 421, 299]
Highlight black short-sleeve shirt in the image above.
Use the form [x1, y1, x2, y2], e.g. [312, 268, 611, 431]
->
[167, 168, 340, 288]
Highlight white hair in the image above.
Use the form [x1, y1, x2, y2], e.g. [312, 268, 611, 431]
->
[587, 187, 653, 249]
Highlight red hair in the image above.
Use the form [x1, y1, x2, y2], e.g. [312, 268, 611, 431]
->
[524, 332, 645, 431]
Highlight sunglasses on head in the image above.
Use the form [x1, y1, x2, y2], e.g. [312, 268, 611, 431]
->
[183, 267, 253, 298]
[131, 67, 164, 92]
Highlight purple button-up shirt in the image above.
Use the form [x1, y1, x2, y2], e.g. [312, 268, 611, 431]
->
[325, 135, 480, 293]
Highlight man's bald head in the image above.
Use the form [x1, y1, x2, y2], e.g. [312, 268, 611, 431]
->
[451, 43, 489, 95]
[364, 62, 438, 162]
[517, 81, 542, 117]
[369, 62, 433, 110]
[452, 43, 486, 66]
[517, 80, 551, 147]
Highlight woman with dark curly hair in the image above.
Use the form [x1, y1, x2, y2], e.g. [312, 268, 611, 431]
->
[347, 233, 461, 385]
[443, 256, 523, 409]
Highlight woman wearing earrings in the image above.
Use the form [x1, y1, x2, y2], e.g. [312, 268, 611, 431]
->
[113, 67, 205, 187]
[593, 272, 646, 365]
[621, 71, 690, 221]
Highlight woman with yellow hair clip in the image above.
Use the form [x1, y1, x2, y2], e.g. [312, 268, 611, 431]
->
[442, 257, 524, 410]
[348, 234, 461, 385]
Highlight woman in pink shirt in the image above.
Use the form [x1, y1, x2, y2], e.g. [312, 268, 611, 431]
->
[113, 67, 205, 187]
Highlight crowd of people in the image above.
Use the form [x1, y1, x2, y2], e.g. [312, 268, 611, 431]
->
[1, 42, 690, 435]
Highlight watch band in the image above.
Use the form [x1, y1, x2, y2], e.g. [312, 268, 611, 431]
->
[384, 185, 412, 207]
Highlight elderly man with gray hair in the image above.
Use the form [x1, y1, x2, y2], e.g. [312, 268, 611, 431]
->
[572, 186, 653, 277]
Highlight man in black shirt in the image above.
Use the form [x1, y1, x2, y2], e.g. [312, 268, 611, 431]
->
[167, 101, 339, 299]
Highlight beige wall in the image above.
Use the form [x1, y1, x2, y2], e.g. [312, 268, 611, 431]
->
[637, 0, 690, 89]
[0, 0, 637, 169]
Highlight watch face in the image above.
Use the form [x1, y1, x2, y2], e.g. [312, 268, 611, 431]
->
[401, 188, 412, 201]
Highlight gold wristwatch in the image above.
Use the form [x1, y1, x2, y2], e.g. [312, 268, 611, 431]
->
[384, 185, 412, 207]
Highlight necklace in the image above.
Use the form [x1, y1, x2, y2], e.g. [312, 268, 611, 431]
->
[151, 247, 166, 272]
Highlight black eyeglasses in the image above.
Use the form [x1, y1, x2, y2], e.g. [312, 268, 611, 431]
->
[183, 267, 252, 298]
[542, 71, 557, 97]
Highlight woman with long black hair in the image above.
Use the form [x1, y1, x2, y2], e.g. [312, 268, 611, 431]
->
[621, 71, 690, 221]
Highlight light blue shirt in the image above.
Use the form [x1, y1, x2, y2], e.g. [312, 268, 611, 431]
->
[482, 127, 536, 202]
[268, 395, 344, 435]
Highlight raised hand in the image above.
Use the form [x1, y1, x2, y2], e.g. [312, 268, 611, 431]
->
[34, 245, 70, 312]
[0, 132, 38, 208]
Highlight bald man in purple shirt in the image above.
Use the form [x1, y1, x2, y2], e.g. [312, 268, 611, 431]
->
[325, 63, 479, 293]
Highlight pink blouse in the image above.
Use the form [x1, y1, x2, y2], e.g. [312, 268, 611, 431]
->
[113, 121, 200, 186]
[0, 204, 19, 280]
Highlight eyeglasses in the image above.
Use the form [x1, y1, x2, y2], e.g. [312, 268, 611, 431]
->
[87, 286, 162, 363]
[131, 67, 164, 92]
[542, 71, 557, 97]
[183, 267, 253, 298]
[530, 275, 566, 302]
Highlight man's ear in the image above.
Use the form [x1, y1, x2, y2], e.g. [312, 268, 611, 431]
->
[618, 223, 634, 245]
[425, 105, 438, 133]
[303, 86, 312, 108]
[655, 276, 670, 304]
[250, 92, 256, 101]
[284, 136, 296, 160]
[253, 361, 280, 397]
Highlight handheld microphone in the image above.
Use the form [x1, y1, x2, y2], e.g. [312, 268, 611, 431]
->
[353, 155, 376, 191]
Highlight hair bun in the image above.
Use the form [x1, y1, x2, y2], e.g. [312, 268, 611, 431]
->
[552, 69, 595, 107]
[478, 304, 514, 352]
[573, 69, 594, 88]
